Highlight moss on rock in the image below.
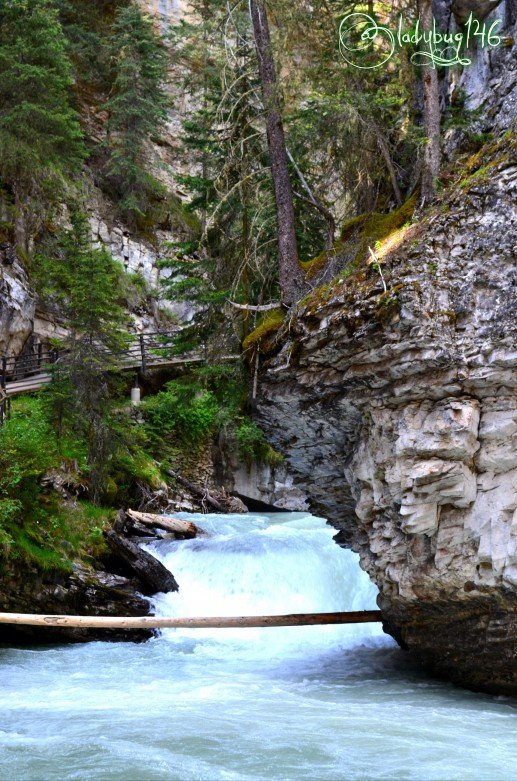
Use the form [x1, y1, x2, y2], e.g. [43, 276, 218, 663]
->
[300, 195, 417, 288]
[242, 308, 286, 353]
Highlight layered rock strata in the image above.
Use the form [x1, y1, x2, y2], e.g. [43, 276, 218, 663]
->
[0, 561, 153, 644]
[256, 153, 517, 694]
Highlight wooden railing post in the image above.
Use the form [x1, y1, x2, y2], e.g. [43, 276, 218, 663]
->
[139, 334, 147, 374]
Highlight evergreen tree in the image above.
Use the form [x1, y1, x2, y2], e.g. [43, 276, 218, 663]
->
[164, 1, 283, 350]
[56, 0, 114, 87]
[36, 211, 129, 502]
[102, 2, 169, 223]
[249, 0, 301, 305]
[418, 0, 441, 200]
[0, 0, 85, 244]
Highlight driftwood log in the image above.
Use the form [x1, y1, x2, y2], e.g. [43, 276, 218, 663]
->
[127, 509, 198, 538]
[165, 468, 227, 513]
[0, 611, 383, 630]
[104, 529, 179, 595]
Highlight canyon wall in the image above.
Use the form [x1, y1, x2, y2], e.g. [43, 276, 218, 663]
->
[256, 137, 517, 693]
[252, 0, 517, 696]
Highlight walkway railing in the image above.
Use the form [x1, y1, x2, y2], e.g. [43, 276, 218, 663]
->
[0, 332, 240, 409]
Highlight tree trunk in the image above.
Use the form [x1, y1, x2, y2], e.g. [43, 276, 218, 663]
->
[0, 610, 383, 630]
[374, 131, 403, 206]
[419, 0, 441, 201]
[249, 0, 302, 305]
[165, 468, 227, 513]
[13, 185, 27, 253]
[126, 509, 198, 538]
[105, 529, 179, 595]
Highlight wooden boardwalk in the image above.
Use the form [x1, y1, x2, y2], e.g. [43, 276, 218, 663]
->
[0, 333, 239, 420]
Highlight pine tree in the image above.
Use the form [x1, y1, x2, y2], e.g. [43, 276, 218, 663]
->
[0, 0, 85, 245]
[418, 0, 441, 201]
[37, 210, 129, 502]
[164, 0, 284, 350]
[249, 0, 302, 305]
[102, 2, 169, 224]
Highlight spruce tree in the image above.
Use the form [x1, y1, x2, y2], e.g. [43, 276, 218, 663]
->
[0, 0, 85, 244]
[102, 2, 169, 223]
[164, 1, 282, 350]
[37, 211, 129, 502]
[249, 0, 301, 305]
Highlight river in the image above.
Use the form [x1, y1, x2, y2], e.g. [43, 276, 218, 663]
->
[0, 512, 515, 780]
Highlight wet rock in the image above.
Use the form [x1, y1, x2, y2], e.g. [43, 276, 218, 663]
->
[105, 528, 179, 595]
[0, 561, 153, 645]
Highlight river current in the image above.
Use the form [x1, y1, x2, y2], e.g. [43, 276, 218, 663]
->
[0, 512, 515, 780]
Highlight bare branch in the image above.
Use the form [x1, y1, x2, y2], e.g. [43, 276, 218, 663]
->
[227, 300, 282, 312]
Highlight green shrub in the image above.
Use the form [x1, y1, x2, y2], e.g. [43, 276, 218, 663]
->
[0, 397, 110, 568]
[236, 420, 284, 467]
[143, 382, 219, 447]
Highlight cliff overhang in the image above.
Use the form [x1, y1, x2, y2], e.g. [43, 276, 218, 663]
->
[256, 141, 517, 695]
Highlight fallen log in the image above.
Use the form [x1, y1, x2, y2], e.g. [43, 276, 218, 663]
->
[104, 529, 179, 595]
[0, 610, 383, 630]
[127, 509, 198, 538]
[164, 468, 227, 513]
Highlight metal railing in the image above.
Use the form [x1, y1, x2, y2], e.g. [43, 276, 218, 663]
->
[0, 332, 240, 418]
[1, 346, 59, 380]
[0, 332, 177, 385]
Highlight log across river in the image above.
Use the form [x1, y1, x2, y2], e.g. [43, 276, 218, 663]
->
[0, 610, 382, 630]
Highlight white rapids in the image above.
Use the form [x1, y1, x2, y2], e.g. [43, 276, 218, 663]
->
[0, 512, 515, 781]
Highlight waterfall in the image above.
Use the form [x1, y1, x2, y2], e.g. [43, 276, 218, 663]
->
[145, 512, 382, 658]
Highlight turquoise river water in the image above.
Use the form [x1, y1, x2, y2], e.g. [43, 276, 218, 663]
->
[0, 512, 515, 780]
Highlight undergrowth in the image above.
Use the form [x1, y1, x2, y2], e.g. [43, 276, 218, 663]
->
[0, 366, 281, 571]
[141, 365, 283, 468]
[0, 397, 113, 570]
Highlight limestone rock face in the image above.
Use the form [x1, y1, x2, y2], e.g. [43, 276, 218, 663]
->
[452, 0, 504, 24]
[0, 249, 35, 356]
[256, 156, 517, 694]
[214, 447, 310, 512]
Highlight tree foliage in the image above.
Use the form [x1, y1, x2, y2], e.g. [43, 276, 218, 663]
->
[162, 1, 422, 345]
[36, 210, 129, 502]
[101, 2, 169, 223]
[164, 0, 287, 351]
[0, 0, 85, 247]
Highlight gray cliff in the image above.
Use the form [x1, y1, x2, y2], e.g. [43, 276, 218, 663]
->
[257, 130, 516, 692]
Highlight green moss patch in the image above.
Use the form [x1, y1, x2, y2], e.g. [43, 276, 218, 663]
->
[347, 195, 417, 266]
[242, 308, 286, 353]
[300, 249, 329, 280]
[300, 196, 417, 286]
[456, 129, 516, 191]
